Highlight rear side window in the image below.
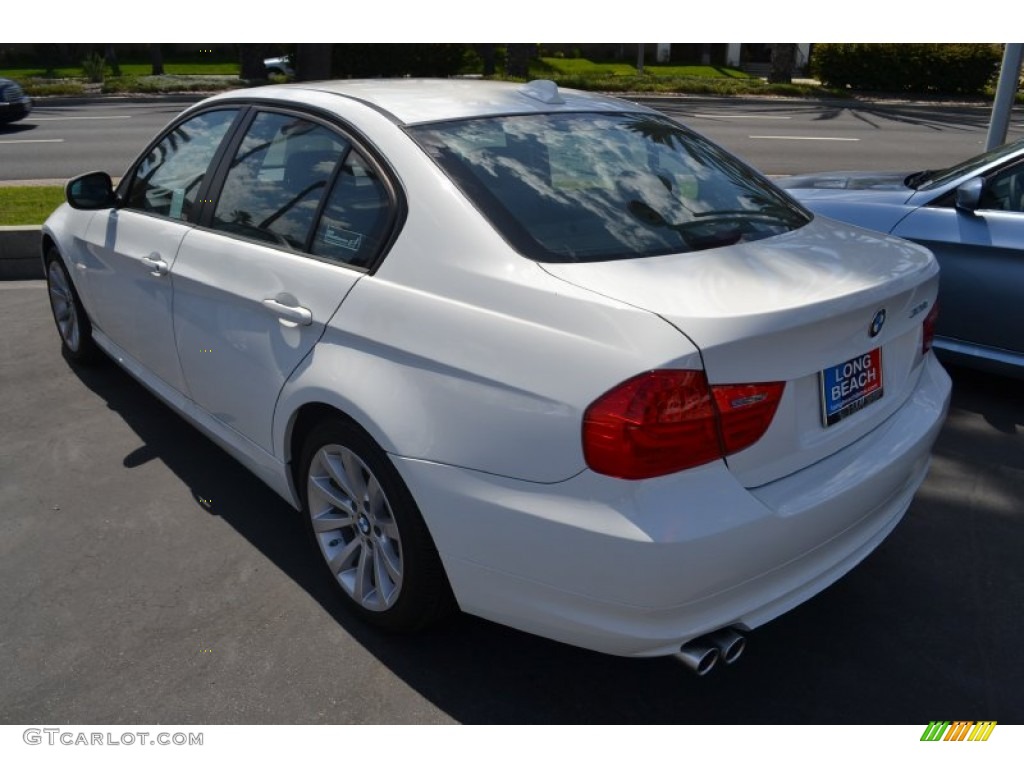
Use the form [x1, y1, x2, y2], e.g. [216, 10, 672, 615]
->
[212, 112, 349, 251]
[310, 150, 392, 269]
[410, 112, 810, 262]
[125, 109, 238, 221]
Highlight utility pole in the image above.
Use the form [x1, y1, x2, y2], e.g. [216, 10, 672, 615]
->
[986, 44, 1023, 150]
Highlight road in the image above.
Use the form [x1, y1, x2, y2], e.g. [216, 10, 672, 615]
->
[0, 98, 198, 182]
[639, 96, 1024, 174]
[2, 96, 1023, 183]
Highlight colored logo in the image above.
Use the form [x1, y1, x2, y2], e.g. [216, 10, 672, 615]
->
[869, 309, 886, 338]
[920, 721, 997, 741]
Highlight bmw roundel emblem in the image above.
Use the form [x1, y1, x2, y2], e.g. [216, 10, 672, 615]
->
[869, 309, 886, 337]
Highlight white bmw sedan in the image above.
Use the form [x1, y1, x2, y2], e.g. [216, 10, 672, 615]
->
[42, 79, 951, 673]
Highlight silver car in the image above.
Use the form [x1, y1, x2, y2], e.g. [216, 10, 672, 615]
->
[778, 138, 1024, 378]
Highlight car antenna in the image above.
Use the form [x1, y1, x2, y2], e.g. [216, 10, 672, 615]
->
[519, 79, 564, 105]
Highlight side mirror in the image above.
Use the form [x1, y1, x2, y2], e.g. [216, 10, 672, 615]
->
[66, 171, 117, 210]
[954, 177, 984, 212]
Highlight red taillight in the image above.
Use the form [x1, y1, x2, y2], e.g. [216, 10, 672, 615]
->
[583, 370, 784, 480]
[712, 382, 786, 455]
[922, 300, 940, 354]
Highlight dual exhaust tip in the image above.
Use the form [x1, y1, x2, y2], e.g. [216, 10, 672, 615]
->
[675, 627, 746, 676]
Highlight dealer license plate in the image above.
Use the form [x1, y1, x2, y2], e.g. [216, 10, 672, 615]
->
[820, 348, 884, 427]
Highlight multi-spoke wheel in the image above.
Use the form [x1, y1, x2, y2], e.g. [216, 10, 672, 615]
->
[45, 248, 99, 363]
[300, 419, 453, 631]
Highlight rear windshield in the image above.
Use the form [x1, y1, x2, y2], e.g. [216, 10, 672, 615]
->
[409, 112, 810, 263]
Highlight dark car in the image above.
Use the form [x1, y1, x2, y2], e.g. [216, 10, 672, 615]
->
[0, 78, 32, 124]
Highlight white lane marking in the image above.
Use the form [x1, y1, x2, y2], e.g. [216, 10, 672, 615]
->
[0, 139, 65, 145]
[749, 135, 860, 141]
[693, 114, 792, 119]
[31, 115, 133, 121]
[0, 281, 46, 290]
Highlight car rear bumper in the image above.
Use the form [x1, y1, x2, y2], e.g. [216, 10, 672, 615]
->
[393, 354, 951, 657]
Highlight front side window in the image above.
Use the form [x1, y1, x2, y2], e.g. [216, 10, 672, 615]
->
[980, 161, 1024, 212]
[124, 109, 238, 221]
[212, 112, 348, 251]
[410, 112, 810, 263]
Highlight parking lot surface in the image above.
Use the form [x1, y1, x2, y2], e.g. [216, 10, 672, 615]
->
[1, 280, 1022, 724]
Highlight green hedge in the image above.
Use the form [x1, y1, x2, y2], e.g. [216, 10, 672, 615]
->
[811, 43, 1001, 94]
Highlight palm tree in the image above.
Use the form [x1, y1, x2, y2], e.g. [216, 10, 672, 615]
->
[150, 44, 164, 76]
[296, 44, 332, 81]
[239, 44, 269, 80]
[769, 44, 798, 84]
[506, 44, 536, 79]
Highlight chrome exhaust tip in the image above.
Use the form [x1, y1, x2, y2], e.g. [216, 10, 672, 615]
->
[675, 641, 719, 676]
[708, 627, 746, 665]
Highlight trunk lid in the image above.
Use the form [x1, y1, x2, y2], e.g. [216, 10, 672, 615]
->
[541, 217, 940, 487]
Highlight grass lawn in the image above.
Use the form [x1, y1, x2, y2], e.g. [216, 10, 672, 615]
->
[536, 58, 754, 80]
[0, 61, 240, 80]
[0, 186, 65, 226]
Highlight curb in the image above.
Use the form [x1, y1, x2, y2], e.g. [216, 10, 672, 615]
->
[33, 93, 208, 108]
[0, 226, 43, 280]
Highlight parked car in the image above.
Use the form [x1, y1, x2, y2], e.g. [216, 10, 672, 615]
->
[42, 79, 950, 673]
[0, 78, 32, 124]
[778, 138, 1024, 378]
[263, 55, 294, 79]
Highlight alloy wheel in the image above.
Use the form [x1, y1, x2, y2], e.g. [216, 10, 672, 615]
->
[307, 444, 404, 611]
[47, 259, 80, 352]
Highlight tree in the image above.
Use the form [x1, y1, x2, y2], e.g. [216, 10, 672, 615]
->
[296, 44, 331, 81]
[769, 44, 798, 84]
[104, 44, 121, 77]
[477, 44, 497, 77]
[239, 44, 269, 81]
[150, 44, 164, 76]
[506, 44, 536, 79]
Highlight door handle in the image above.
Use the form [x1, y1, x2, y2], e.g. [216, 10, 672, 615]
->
[140, 255, 169, 276]
[262, 298, 313, 326]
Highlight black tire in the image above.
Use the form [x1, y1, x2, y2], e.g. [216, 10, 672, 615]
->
[299, 417, 453, 631]
[44, 248, 100, 364]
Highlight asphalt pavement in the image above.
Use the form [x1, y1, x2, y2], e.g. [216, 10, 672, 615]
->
[1, 281, 1022, 724]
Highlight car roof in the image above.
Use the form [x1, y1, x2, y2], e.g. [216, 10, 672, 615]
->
[202, 79, 652, 126]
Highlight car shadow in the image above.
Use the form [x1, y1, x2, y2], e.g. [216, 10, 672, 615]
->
[938, 362, 1023, 439]
[0, 121, 37, 135]
[65, 356, 1024, 723]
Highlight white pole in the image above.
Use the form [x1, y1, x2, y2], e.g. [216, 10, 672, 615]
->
[986, 44, 1023, 151]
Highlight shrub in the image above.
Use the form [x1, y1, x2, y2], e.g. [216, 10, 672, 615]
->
[81, 52, 106, 83]
[811, 43, 1001, 94]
